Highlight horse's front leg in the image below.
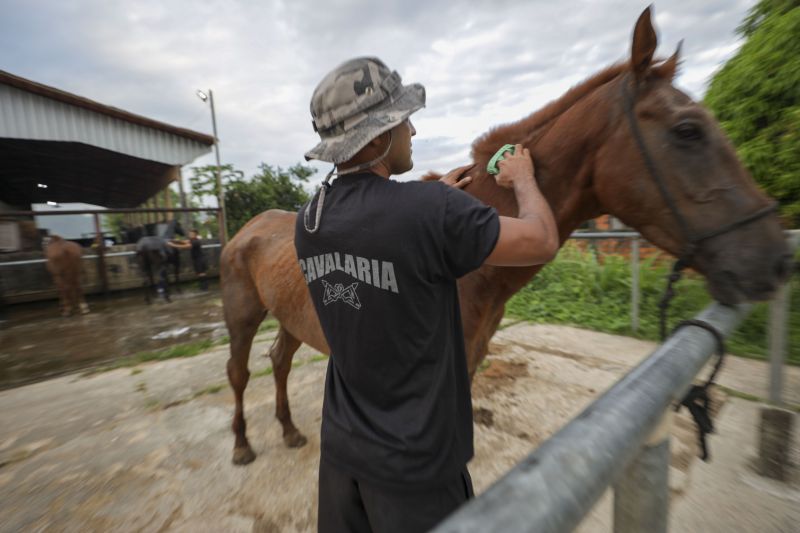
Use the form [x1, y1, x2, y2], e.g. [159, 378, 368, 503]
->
[54, 274, 70, 317]
[268, 326, 306, 448]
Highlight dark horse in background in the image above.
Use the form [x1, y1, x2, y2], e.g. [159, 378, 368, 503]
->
[219, 7, 791, 465]
[135, 219, 184, 303]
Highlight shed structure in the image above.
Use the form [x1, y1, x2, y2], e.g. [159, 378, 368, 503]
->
[0, 70, 214, 209]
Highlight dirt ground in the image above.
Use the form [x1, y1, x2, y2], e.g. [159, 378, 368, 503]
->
[0, 323, 798, 532]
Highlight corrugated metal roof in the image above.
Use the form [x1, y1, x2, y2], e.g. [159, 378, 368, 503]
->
[0, 70, 216, 208]
[0, 80, 212, 166]
[0, 70, 214, 145]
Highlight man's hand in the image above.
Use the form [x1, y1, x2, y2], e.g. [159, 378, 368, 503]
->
[438, 164, 474, 190]
[484, 144, 559, 267]
[494, 145, 534, 189]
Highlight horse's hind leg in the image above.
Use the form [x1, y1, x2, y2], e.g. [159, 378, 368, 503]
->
[70, 268, 89, 315]
[224, 283, 266, 465]
[54, 274, 70, 317]
[268, 327, 306, 448]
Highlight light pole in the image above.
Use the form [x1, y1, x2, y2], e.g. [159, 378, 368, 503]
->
[197, 89, 228, 244]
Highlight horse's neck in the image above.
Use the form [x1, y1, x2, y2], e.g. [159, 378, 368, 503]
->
[472, 83, 616, 295]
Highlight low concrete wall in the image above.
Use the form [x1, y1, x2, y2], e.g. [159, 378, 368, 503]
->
[0, 242, 221, 304]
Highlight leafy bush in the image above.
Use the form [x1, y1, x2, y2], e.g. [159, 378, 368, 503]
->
[505, 242, 799, 365]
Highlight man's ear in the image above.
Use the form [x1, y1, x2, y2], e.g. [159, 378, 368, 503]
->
[367, 130, 390, 150]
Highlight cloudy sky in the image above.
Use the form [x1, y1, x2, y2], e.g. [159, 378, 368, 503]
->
[2, 0, 756, 192]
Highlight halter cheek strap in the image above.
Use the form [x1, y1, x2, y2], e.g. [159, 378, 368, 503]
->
[303, 130, 394, 234]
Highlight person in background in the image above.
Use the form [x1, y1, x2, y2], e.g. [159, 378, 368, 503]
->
[169, 229, 209, 290]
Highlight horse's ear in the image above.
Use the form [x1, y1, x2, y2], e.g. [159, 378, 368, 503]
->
[655, 40, 682, 80]
[631, 6, 658, 79]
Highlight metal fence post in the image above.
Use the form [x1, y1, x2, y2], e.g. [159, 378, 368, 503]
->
[631, 237, 640, 333]
[613, 412, 670, 533]
[767, 281, 789, 405]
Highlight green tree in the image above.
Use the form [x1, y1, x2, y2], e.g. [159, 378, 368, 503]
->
[705, 1, 800, 226]
[188, 164, 245, 238]
[224, 163, 313, 234]
[189, 164, 245, 202]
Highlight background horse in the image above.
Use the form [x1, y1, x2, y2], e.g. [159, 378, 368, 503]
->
[135, 219, 184, 304]
[219, 7, 791, 465]
[44, 235, 90, 317]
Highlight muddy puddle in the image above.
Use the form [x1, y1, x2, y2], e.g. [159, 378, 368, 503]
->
[0, 282, 226, 390]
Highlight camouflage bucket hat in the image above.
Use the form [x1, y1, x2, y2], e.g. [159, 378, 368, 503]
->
[305, 57, 426, 164]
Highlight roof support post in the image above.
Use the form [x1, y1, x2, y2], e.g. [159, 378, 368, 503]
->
[207, 90, 227, 245]
[93, 213, 108, 294]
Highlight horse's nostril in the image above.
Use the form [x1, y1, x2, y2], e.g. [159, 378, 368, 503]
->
[775, 254, 794, 281]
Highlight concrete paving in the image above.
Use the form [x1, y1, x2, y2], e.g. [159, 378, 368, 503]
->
[0, 324, 797, 532]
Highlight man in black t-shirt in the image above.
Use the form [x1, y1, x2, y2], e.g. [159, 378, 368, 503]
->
[296, 57, 558, 533]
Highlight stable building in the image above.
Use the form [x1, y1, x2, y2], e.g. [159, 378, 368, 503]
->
[0, 70, 216, 302]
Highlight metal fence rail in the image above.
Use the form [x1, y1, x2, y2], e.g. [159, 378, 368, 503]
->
[0, 243, 222, 267]
[432, 301, 752, 533]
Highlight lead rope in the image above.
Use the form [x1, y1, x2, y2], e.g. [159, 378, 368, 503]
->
[657, 260, 726, 462]
[303, 131, 394, 234]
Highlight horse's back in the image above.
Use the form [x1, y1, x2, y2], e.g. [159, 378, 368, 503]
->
[222, 210, 297, 269]
[222, 209, 327, 351]
[45, 236, 83, 276]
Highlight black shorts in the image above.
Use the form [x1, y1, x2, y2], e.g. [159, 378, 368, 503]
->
[318, 458, 474, 533]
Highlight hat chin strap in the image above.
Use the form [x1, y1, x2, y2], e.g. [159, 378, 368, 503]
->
[335, 130, 394, 177]
[303, 131, 393, 234]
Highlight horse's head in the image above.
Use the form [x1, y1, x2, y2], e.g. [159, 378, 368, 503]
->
[594, 7, 791, 305]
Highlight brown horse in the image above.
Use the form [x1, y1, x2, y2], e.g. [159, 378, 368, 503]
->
[45, 235, 90, 317]
[220, 7, 790, 465]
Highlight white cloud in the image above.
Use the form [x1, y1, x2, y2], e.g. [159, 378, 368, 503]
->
[0, 0, 757, 191]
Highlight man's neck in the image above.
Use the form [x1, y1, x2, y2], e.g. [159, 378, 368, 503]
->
[336, 160, 392, 179]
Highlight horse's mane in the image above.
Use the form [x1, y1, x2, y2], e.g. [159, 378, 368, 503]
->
[471, 63, 629, 162]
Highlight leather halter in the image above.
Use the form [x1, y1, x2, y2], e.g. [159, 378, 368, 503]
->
[621, 74, 778, 461]
[620, 75, 777, 265]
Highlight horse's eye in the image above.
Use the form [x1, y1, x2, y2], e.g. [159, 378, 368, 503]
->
[673, 122, 703, 142]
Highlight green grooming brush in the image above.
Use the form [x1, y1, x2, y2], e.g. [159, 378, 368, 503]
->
[486, 144, 516, 175]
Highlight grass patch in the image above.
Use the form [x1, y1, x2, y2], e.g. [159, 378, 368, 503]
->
[92, 339, 217, 372]
[253, 366, 274, 378]
[144, 397, 161, 410]
[88, 333, 242, 375]
[716, 384, 763, 403]
[505, 242, 800, 365]
[253, 353, 327, 379]
[716, 385, 800, 413]
[258, 319, 279, 333]
[193, 383, 224, 398]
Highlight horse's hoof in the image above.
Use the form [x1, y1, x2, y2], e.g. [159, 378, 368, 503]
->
[232, 446, 256, 465]
[284, 431, 308, 449]
[80, 304, 90, 315]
